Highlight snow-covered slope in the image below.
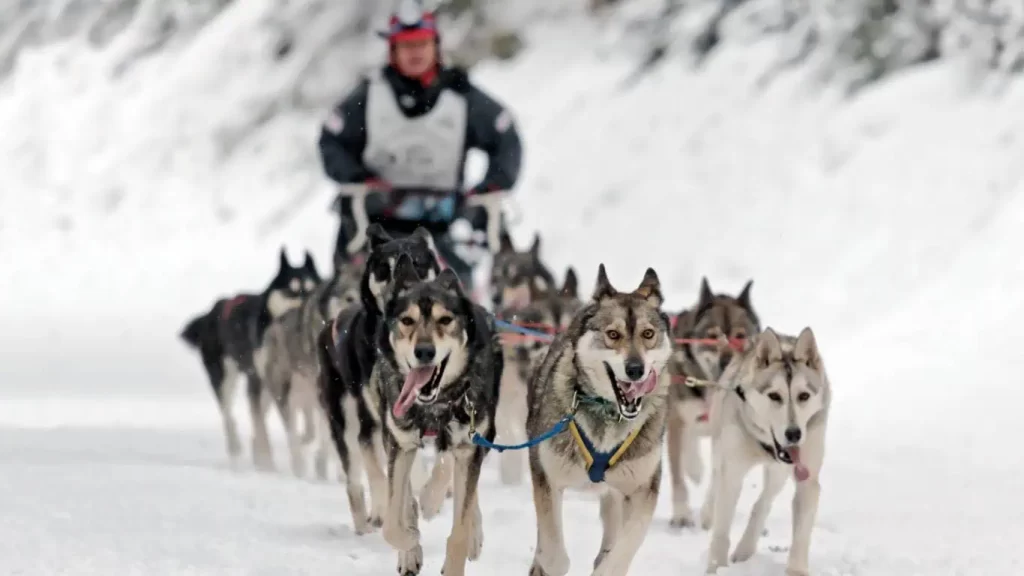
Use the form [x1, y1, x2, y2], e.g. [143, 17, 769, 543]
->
[2, 6, 1022, 575]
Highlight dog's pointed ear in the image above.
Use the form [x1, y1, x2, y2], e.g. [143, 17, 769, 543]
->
[304, 251, 319, 275]
[591, 263, 616, 301]
[367, 224, 392, 251]
[560, 266, 579, 299]
[697, 276, 714, 312]
[793, 327, 821, 370]
[673, 309, 696, 337]
[529, 233, 541, 258]
[754, 327, 783, 367]
[498, 230, 515, 254]
[392, 253, 421, 293]
[634, 268, 663, 307]
[278, 246, 290, 270]
[436, 268, 465, 297]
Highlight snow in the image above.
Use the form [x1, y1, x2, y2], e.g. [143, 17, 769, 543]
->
[2, 7, 1024, 576]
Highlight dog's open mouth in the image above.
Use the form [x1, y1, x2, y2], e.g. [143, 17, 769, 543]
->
[774, 441, 810, 482]
[393, 355, 449, 418]
[604, 363, 658, 420]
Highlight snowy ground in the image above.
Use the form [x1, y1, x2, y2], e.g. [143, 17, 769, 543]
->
[2, 9, 1024, 576]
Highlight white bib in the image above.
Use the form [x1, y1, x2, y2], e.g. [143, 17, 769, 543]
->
[363, 72, 468, 191]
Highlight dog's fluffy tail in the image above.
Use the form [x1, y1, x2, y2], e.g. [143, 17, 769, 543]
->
[180, 312, 210, 349]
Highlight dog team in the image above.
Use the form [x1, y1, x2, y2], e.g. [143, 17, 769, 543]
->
[180, 224, 831, 576]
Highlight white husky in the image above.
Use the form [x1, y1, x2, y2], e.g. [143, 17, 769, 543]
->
[702, 327, 831, 576]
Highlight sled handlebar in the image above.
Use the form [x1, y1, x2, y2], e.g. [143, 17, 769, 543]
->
[335, 184, 508, 256]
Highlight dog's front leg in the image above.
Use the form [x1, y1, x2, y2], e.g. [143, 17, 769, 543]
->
[787, 431, 824, 576]
[495, 364, 528, 485]
[442, 445, 485, 576]
[593, 492, 622, 569]
[360, 429, 389, 528]
[666, 412, 694, 528]
[528, 449, 569, 576]
[246, 377, 275, 472]
[731, 463, 789, 563]
[420, 449, 454, 520]
[704, 440, 749, 574]
[383, 445, 422, 575]
[591, 468, 660, 576]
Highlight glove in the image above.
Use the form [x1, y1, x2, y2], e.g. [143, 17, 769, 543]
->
[365, 177, 391, 192]
[466, 182, 503, 196]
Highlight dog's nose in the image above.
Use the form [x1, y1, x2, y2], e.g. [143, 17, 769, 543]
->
[414, 343, 436, 364]
[784, 427, 802, 444]
[623, 358, 645, 381]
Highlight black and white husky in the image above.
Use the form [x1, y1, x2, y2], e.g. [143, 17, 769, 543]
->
[315, 225, 442, 535]
[370, 254, 502, 576]
[179, 248, 321, 469]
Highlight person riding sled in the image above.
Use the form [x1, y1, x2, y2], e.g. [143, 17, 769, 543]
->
[318, 3, 522, 293]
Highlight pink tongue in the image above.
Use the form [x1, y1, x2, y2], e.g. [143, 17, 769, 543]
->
[393, 366, 435, 418]
[619, 370, 658, 401]
[787, 446, 810, 482]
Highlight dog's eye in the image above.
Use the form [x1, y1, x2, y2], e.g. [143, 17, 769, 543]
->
[706, 328, 722, 338]
[437, 316, 454, 326]
[797, 392, 811, 402]
[399, 316, 415, 326]
[641, 328, 655, 339]
[767, 392, 783, 403]
[733, 330, 746, 340]
[606, 329, 621, 341]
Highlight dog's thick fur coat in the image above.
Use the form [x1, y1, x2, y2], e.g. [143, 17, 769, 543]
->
[526, 264, 673, 576]
[316, 225, 442, 535]
[368, 255, 502, 576]
[702, 327, 831, 576]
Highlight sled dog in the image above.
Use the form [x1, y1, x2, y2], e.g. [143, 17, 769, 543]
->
[490, 231, 555, 310]
[494, 266, 581, 485]
[316, 225, 442, 535]
[369, 254, 502, 576]
[666, 278, 759, 527]
[179, 248, 321, 469]
[527, 264, 673, 576]
[259, 254, 364, 479]
[702, 327, 830, 576]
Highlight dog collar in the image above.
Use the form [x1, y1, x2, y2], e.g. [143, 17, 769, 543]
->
[567, 419, 642, 483]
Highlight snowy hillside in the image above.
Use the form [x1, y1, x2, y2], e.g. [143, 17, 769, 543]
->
[2, 2, 1023, 575]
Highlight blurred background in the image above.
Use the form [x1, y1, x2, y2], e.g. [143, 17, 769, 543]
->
[1, 0, 1022, 573]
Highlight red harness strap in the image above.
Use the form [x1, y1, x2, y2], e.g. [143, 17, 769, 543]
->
[220, 295, 248, 321]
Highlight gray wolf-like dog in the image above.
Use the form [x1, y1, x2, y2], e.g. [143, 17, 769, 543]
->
[494, 266, 581, 485]
[666, 277, 759, 527]
[526, 264, 673, 576]
[369, 254, 502, 576]
[702, 327, 830, 576]
[259, 255, 364, 479]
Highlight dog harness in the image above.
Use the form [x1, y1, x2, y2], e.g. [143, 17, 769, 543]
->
[220, 294, 248, 321]
[567, 419, 643, 483]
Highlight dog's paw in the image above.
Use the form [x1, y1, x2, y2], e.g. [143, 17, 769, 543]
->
[382, 522, 419, 552]
[705, 538, 730, 573]
[419, 484, 447, 520]
[467, 520, 483, 561]
[314, 454, 329, 481]
[730, 537, 758, 563]
[369, 515, 384, 529]
[669, 512, 696, 530]
[528, 561, 549, 576]
[784, 568, 809, 576]
[396, 544, 423, 576]
[699, 505, 714, 531]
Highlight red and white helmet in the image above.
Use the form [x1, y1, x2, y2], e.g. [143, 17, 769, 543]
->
[379, 0, 439, 44]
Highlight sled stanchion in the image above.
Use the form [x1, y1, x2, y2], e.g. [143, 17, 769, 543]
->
[466, 191, 507, 255]
[337, 183, 370, 254]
